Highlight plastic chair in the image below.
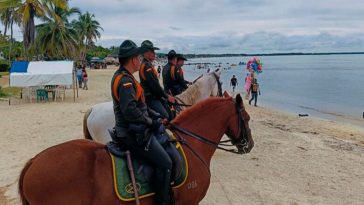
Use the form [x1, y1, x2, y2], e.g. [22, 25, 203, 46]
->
[36, 89, 48, 102]
[55, 86, 65, 102]
[45, 85, 56, 101]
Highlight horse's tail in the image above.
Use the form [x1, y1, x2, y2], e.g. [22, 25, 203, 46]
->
[83, 108, 93, 140]
[18, 158, 33, 205]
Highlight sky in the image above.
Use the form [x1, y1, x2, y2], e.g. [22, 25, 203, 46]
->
[4, 0, 364, 54]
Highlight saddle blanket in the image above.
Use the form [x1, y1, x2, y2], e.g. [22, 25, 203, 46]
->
[110, 142, 188, 201]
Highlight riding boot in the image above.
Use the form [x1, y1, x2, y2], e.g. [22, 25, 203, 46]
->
[170, 187, 176, 205]
[154, 168, 172, 205]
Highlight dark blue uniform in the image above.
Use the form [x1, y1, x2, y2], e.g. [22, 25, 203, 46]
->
[111, 66, 173, 205]
[139, 58, 173, 120]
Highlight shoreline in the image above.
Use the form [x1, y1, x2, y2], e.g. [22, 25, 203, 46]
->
[259, 102, 364, 130]
[1, 67, 364, 205]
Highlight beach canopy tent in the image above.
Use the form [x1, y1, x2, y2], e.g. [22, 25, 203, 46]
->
[10, 61, 74, 87]
[89, 57, 104, 63]
[9, 61, 29, 73]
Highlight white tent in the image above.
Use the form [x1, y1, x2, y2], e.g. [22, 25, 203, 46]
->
[10, 61, 74, 87]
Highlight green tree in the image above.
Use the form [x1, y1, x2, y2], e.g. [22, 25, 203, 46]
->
[86, 45, 111, 60]
[0, 0, 68, 56]
[1, 6, 21, 63]
[72, 12, 103, 60]
[35, 6, 80, 59]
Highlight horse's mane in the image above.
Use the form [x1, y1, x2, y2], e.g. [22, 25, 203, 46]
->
[176, 80, 202, 104]
[176, 72, 218, 105]
[172, 97, 232, 124]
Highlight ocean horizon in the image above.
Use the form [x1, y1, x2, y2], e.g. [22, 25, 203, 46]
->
[183, 54, 364, 128]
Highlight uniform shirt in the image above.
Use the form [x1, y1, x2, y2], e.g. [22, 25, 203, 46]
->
[139, 58, 168, 100]
[111, 66, 153, 128]
[162, 62, 188, 95]
[162, 62, 172, 92]
[175, 65, 188, 91]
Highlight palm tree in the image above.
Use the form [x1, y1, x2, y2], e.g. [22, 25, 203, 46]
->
[0, 8, 11, 35]
[0, 0, 68, 56]
[72, 12, 103, 60]
[0, 6, 21, 62]
[36, 6, 80, 59]
[0, 0, 20, 36]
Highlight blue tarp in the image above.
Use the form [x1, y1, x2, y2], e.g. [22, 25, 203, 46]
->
[10, 61, 29, 73]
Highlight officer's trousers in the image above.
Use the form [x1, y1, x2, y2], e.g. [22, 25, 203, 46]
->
[119, 135, 173, 205]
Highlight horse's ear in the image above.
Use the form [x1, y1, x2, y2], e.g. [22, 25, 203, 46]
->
[214, 69, 221, 77]
[236, 94, 243, 106]
[223, 91, 230, 98]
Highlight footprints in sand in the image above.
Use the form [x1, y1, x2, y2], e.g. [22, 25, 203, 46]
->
[259, 120, 319, 135]
[259, 120, 364, 153]
[324, 138, 364, 153]
[259, 120, 291, 132]
[301, 131, 319, 135]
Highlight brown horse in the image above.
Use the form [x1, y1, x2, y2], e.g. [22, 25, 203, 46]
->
[18, 94, 254, 205]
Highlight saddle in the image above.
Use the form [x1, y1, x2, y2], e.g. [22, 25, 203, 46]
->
[106, 129, 188, 202]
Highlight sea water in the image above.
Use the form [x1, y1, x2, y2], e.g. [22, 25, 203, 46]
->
[183, 55, 364, 127]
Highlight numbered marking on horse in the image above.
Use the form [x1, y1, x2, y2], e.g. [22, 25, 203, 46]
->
[187, 180, 198, 189]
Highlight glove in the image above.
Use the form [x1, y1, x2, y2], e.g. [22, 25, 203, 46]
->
[151, 119, 162, 131]
[151, 119, 165, 134]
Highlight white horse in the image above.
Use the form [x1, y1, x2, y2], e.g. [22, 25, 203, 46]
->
[83, 70, 222, 144]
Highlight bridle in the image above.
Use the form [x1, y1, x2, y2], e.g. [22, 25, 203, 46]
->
[167, 99, 250, 172]
[225, 101, 250, 153]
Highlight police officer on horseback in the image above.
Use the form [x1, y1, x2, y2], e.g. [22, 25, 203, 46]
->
[110, 40, 173, 205]
[176, 54, 191, 86]
[162, 50, 188, 96]
[139, 40, 175, 121]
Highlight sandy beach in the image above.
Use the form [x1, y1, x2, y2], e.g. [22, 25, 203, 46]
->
[1, 67, 363, 205]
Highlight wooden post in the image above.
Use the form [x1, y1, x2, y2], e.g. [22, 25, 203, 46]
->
[75, 62, 79, 98]
[72, 66, 76, 102]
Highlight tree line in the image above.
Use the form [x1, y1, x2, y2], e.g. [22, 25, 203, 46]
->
[0, 0, 103, 62]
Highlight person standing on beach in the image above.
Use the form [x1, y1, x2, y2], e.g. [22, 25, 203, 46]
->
[82, 68, 88, 90]
[249, 78, 261, 106]
[230, 75, 238, 92]
[110, 40, 173, 205]
[76, 66, 83, 88]
[139, 40, 175, 120]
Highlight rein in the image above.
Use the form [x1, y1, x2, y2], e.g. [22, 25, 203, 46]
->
[169, 123, 244, 154]
[174, 96, 192, 107]
[166, 98, 250, 178]
[192, 74, 203, 84]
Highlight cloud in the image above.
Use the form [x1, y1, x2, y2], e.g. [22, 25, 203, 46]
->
[2, 0, 364, 53]
[168, 26, 181, 31]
